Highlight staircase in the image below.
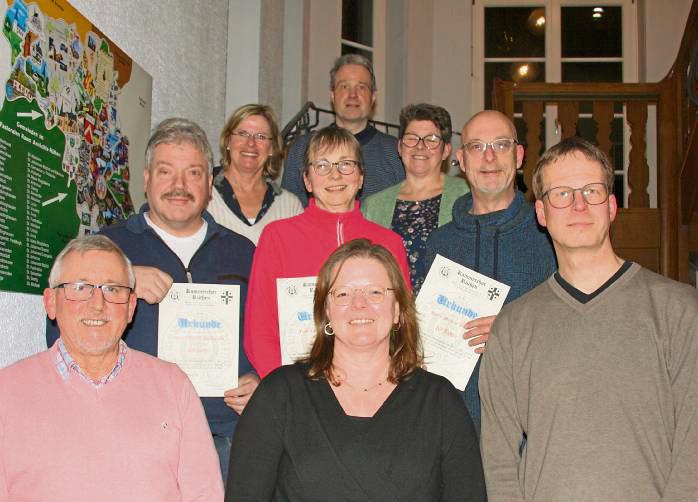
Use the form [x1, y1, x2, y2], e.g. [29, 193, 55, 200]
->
[493, 0, 698, 282]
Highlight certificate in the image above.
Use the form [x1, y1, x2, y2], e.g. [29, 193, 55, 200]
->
[416, 254, 510, 390]
[277, 276, 317, 365]
[158, 283, 239, 397]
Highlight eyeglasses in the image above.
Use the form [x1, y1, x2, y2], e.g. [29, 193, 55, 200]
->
[308, 159, 360, 176]
[55, 282, 133, 304]
[462, 138, 518, 155]
[542, 183, 610, 209]
[401, 133, 443, 150]
[333, 82, 372, 94]
[329, 285, 394, 306]
[230, 130, 273, 143]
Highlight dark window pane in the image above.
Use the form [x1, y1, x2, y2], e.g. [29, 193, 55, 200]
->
[485, 62, 545, 109]
[562, 62, 622, 83]
[562, 6, 622, 58]
[342, 0, 373, 46]
[341, 43, 372, 62]
[485, 7, 545, 58]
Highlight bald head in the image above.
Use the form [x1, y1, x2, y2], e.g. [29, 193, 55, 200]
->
[456, 110, 524, 214]
[461, 110, 517, 142]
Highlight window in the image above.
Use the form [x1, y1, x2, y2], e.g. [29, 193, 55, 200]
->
[341, 0, 374, 61]
[473, 0, 639, 206]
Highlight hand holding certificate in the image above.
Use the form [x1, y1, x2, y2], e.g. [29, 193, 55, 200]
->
[416, 255, 510, 390]
[277, 277, 317, 365]
[158, 283, 240, 397]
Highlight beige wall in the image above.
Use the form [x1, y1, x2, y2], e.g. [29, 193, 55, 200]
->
[306, 0, 341, 112]
[641, 0, 693, 82]
[430, 0, 472, 132]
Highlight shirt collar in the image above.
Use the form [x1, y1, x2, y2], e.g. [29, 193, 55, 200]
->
[331, 122, 377, 145]
[55, 338, 127, 388]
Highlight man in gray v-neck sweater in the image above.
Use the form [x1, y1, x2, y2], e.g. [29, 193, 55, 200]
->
[480, 137, 698, 501]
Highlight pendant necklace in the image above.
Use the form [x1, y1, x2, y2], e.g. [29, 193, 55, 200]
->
[339, 377, 387, 392]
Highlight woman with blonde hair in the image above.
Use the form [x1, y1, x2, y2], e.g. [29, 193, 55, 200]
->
[208, 104, 302, 244]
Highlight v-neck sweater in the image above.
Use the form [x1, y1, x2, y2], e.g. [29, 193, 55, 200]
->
[226, 364, 485, 501]
[0, 344, 223, 501]
[480, 263, 698, 501]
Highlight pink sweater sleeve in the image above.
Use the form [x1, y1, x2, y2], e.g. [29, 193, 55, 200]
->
[244, 226, 283, 378]
[0, 416, 7, 502]
[173, 367, 225, 501]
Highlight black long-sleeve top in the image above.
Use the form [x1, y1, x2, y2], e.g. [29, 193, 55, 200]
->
[226, 363, 486, 501]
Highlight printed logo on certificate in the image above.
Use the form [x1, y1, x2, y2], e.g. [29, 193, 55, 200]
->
[416, 255, 510, 390]
[158, 283, 239, 397]
[277, 276, 317, 365]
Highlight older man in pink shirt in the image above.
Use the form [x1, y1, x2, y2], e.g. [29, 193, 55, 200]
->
[0, 235, 223, 501]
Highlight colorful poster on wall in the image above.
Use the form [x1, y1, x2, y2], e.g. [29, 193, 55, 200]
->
[0, 0, 152, 295]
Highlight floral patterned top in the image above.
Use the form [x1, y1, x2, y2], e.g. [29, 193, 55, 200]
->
[390, 194, 442, 293]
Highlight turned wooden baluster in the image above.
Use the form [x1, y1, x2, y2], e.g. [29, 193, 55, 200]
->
[626, 101, 650, 208]
[592, 101, 614, 160]
[557, 101, 579, 139]
[521, 101, 544, 198]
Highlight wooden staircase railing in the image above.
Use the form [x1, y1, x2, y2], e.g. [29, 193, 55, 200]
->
[493, 0, 698, 282]
[681, 115, 698, 224]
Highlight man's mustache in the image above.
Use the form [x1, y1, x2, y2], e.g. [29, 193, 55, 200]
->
[161, 189, 194, 201]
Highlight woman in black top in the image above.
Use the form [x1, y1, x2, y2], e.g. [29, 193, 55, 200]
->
[226, 239, 485, 501]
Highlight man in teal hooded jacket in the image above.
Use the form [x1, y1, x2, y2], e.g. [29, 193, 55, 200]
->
[425, 110, 556, 433]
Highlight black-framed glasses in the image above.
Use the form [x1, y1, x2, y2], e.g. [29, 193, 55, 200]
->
[400, 133, 443, 150]
[542, 182, 610, 209]
[230, 130, 273, 143]
[329, 285, 394, 306]
[55, 282, 133, 304]
[462, 138, 518, 155]
[308, 159, 359, 176]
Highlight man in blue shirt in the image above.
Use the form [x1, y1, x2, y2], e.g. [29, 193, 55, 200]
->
[282, 54, 404, 205]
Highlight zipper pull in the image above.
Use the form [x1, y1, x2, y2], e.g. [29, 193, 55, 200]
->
[186, 270, 193, 283]
[337, 220, 344, 245]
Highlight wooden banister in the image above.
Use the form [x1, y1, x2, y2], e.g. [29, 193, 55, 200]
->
[681, 115, 698, 224]
[492, 0, 698, 281]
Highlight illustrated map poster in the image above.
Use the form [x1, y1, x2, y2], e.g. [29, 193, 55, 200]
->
[0, 0, 151, 294]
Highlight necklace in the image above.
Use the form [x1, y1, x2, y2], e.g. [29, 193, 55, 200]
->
[336, 376, 387, 392]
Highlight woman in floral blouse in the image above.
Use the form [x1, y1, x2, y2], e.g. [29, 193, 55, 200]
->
[362, 103, 469, 292]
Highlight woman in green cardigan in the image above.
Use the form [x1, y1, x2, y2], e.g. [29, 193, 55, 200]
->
[362, 103, 469, 292]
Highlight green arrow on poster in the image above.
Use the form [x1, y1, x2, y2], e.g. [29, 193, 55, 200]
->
[0, 97, 75, 294]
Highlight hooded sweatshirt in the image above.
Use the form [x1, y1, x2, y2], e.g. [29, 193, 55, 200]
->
[424, 190, 557, 432]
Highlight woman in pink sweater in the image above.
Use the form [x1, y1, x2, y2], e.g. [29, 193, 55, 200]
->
[244, 126, 409, 377]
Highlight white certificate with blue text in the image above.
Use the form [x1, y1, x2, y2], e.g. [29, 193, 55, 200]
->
[277, 276, 317, 365]
[158, 283, 240, 397]
[416, 255, 510, 390]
